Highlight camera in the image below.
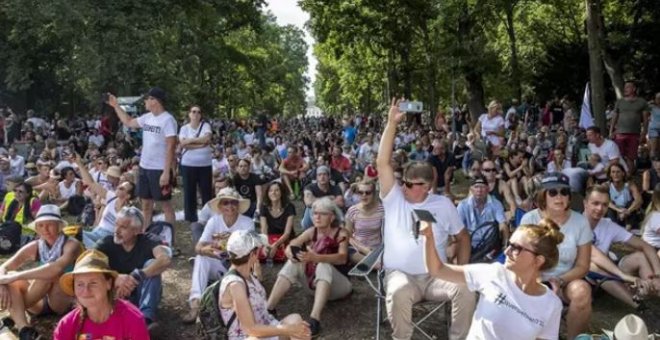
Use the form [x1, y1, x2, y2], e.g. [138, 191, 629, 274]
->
[399, 101, 423, 113]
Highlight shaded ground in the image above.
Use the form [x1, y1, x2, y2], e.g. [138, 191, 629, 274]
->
[4, 176, 660, 339]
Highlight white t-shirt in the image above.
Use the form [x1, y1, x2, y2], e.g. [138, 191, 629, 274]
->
[88, 134, 104, 148]
[179, 122, 213, 167]
[546, 160, 572, 173]
[200, 215, 254, 243]
[642, 211, 660, 248]
[591, 217, 632, 253]
[136, 111, 178, 170]
[198, 202, 216, 225]
[96, 192, 118, 233]
[464, 263, 562, 340]
[381, 185, 464, 275]
[9, 155, 24, 177]
[58, 179, 80, 199]
[520, 210, 592, 279]
[243, 132, 255, 145]
[212, 157, 229, 175]
[478, 114, 505, 146]
[588, 139, 627, 171]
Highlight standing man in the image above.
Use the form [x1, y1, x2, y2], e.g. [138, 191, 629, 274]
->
[107, 88, 177, 238]
[377, 98, 475, 340]
[610, 81, 651, 172]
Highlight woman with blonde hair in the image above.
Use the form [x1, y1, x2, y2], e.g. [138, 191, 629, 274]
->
[422, 217, 564, 339]
[474, 100, 505, 155]
[344, 180, 384, 264]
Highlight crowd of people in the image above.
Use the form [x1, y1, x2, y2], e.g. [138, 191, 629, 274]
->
[0, 82, 658, 340]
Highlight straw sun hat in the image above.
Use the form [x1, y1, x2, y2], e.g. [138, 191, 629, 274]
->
[59, 249, 118, 296]
[209, 187, 250, 215]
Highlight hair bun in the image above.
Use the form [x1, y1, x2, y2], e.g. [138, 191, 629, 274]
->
[537, 218, 564, 245]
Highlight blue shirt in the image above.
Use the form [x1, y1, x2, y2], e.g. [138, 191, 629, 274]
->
[457, 195, 506, 247]
[343, 126, 357, 145]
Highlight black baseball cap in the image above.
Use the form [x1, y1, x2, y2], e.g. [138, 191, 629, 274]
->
[541, 172, 570, 190]
[145, 87, 167, 105]
[470, 175, 488, 187]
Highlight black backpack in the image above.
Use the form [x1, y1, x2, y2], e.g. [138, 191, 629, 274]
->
[145, 221, 173, 246]
[197, 269, 249, 340]
[469, 221, 502, 263]
[67, 195, 87, 216]
[0, 221, 22, 255]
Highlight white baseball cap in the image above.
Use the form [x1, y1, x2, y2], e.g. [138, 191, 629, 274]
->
[227, 230, 269, 258]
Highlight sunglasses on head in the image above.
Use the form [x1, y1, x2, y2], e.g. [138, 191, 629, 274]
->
[402, 180, 426, 189]
[547, 188, 570, 197]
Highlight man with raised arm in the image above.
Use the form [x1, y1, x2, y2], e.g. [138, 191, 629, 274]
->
[377, 98, 475, 340]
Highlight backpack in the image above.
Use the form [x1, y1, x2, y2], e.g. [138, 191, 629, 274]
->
[67, 195, 87, 216]
[0, 221, 22, 255]
[197, 269, 249, 340]
[145, 221, 174, 246]
[469, 221, 501, 263]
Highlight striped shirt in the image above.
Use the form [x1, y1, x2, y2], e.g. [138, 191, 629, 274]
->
[346, 203, 384, 248]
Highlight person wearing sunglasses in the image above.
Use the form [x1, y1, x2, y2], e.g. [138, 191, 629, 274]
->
[519, 172, 593, 340]
[482, 159, 517, 223]
[344, 180, 384, 264]
[184, 187, 254, 324]
[376, 98, 475, 340]
[421, 216, 564, 339]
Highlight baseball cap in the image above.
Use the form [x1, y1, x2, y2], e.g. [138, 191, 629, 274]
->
[316, 165, 330, 175]
[145, 87, 167, 105]
[541, 172, 570, 190]
[227, 230, 268, 258]
[470, 175, 488, 187]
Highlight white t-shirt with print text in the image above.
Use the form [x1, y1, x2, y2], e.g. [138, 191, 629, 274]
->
[137, 111, 178, 170]
[464, 263, 562, 340]
[381, 185, 464, 275]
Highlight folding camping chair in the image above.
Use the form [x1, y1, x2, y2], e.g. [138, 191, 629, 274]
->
[349, 244, 451, 340]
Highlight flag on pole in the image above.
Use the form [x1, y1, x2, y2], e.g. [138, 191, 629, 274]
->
[579, 82, 594, 129]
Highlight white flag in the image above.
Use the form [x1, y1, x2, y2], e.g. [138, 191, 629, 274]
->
[579, 82, 594, 129]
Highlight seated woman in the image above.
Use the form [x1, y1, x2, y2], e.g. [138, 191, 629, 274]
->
[74, 155, 136, 248]
[605, 163, 643, 231]
[0, 182, 41, 240]
[642, 184, 660, 257]
[422, 218, 563, 339]
[344, 180, 384, 264]
[641, 156, 660, 205]
[219, 230, 311, 340]
[259, 181, 296, 263]
[53, 249, 150, 339]
[0, 205, 81, 339]
[520, 172, 593, 340]
[267, 197, 351, 337]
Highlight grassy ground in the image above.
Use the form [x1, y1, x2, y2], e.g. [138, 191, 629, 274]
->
[2, 175, 660, 339]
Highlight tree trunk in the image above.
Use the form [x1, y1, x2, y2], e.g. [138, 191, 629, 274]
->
[586, 0, 607, 133]
[505, 2, 522, 100]
[602, 52, 624, 99]
[465, 71, 485, 123]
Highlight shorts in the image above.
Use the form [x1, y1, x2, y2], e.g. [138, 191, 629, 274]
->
[137, 167, 172, 201]
[613, 133, 640, 161]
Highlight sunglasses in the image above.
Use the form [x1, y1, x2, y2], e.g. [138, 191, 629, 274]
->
[507, 242, 537, 256]
[357, 190, 373, 195]
[547, 188, 570, 197]
[402, 180, 426, 189]
[482, 168, 496, 172]
[220, 200, 239, 206]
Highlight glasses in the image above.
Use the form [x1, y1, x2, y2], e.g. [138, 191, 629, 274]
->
[547, 188, 570, 197]
[220, 200, 239, 206]
[357, 190, 373, 195]
[402, 180, 426, 189]
[507, 242, 537, 256]
[482, 168, 496, 173]
[191, 110, 201, 113]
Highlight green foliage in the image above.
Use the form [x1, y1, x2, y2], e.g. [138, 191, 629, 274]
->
[0, 0, 308, 118]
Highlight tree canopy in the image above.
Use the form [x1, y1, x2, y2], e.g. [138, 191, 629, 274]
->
[0, 0, 309, 118]
[302, 0, 660, 119]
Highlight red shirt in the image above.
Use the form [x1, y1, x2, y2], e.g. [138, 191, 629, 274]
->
[330, 155, 351, 173]
[282, 156, 304, 172]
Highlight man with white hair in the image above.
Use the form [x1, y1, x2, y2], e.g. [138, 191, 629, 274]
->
[0, 205, 81, 340]
[94, 206, 172, 332]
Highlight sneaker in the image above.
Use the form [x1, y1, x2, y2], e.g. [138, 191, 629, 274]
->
[182, 299, 200, 324]
[188, 257, 195, 266]
[18, 326, 40, 340]
[309, 318, 321, 337]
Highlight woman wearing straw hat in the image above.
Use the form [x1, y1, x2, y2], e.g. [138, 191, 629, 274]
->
[219, 230, 310, 339]
[73, 154, 136, 248]
[53, 249, 149, 339]
[0, 204, 81, 340]
[184, 187, 254, 323]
